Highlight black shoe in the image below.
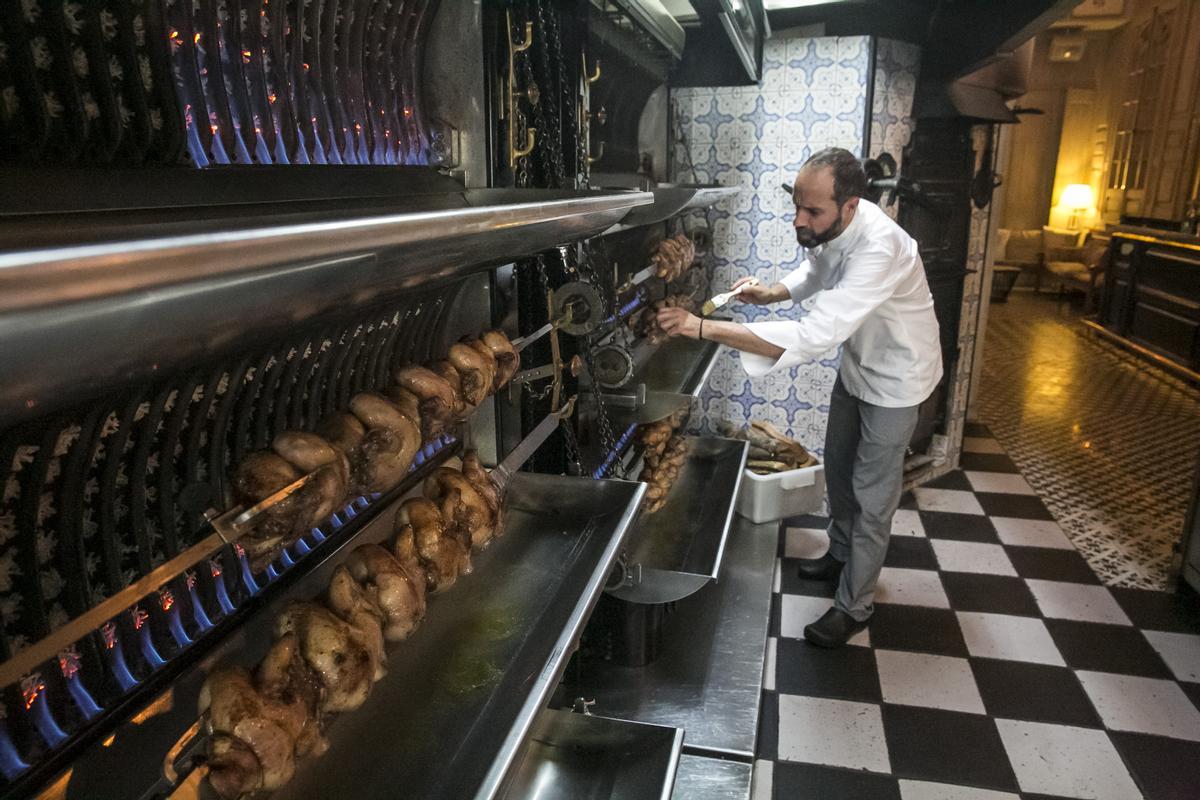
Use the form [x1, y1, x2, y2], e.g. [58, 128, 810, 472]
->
[796, 551, 845, 581]
[803, 608, 870, 649]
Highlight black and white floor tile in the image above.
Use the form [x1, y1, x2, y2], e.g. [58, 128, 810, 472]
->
[753, 423, 1200, 799]
[973, 293, 1200, 590]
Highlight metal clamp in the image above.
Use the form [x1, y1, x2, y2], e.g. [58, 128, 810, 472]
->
[506, 11, 537, 168]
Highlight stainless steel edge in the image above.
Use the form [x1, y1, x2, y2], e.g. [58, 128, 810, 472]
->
[0, 192, 653, 314]
[704, 438, 749, 583]
[689, 339, 722, 397]
[477, 478, 648, 800]
[670, 755, 753, 800]
[610, 0, 686, 59]
[662, 725, 687, 800]
[604, 184, 736, 234]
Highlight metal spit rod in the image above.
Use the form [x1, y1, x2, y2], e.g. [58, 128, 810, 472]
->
[0, 474, 318, 689]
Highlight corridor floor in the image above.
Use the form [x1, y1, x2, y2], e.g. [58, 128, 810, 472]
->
[752, 423, 1200, 799]
[972, 292, 1200, 590]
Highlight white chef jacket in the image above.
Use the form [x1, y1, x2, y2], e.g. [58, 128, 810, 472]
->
[740, 199, 943, 408]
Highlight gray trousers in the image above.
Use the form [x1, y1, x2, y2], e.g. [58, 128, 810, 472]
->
[824, 377, 919, 621]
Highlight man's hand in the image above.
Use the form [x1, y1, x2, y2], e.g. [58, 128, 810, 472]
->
[656, 306, 701, 339]
[730, 277, 788, 305]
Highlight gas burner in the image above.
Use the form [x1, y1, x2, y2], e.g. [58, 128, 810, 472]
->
[592, 345, 635, 389]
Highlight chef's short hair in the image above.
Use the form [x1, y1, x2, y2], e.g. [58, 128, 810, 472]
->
[804, 147, 868, 207]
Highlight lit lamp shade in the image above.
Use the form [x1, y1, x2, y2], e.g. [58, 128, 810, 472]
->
[1060, 183, 1095, 229]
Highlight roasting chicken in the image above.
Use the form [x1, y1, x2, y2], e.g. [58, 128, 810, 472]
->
[392, 365, 457, 440]
[272, 431, 351, 527]
[199, 666, 309, 798]
[346, 543, 426, 640]
[429, 360, 471, 419]
[461, 450, 502, 534]
[274, 602, 376, 714]
[630, 294, 697, 345]
[255, 634, 328, 757]
[479, 330, 520, 390]
[448, 341, 493, 407]
[638, 416, 689, 514]
[230, 452, 313, 570]
[652, 233, 696, 282]
[315, 411, 366, 454]
[346, 392, 422, 494]
[425, 466, 495, 549]
[394, 496, 470, 592]
[326, 566, 388, 681]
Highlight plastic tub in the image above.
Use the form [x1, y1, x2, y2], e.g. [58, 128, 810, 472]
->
[735, 463, 825, 523]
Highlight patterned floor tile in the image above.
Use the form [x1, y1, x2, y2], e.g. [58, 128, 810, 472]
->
[882, 705, 1018, 792]
[975, 492, 1055, 520]
[964, 471, 1036, 495]
[963, 436, 1005, 454]
[1007, 546, 1101, 584]
[876, 567, 950, 608]
[1141, 629, 1200, 682]
[1076, 670, 1200, 741]
[876, 650, 986, 714]
[959, 452, 1021, 474]
[780, 594, 870, 646]
[1109, 585, 1200, 633]
[914, 488, 987, 515]
[940, 573, 1041, 617]
[897, 780, 1018, 800]
[773, 635, 881, 702]
[1045, 618, 1173, 679]
[892, 508, 927, 537]
[885, 537, 940, 570]
[1025, 580, 1132, 625]
[956, 612, 1066, 667]
[1109, 731, 1200, 800]
[970, 658, 1101, 728]
[750, 759, 772, 800]
[994, 718, 1142, 800]
[776, 694, 891, 772]
[771, 762, 901, 799]
[974, 293, 1200, 590]
[920, 511, 1001, 543]
[931, 540, 1018, 576]
[989, 518, 1075, 550]
[870, 604, 970, 658]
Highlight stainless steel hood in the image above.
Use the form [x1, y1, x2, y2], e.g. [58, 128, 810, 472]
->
[0, 186, 653, 426]
[605, 0, 688, 59]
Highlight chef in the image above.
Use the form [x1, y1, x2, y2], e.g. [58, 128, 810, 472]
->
[657, 147, 943, 648]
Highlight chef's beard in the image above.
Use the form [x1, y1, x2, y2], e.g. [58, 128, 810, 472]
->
[795, 204, 850, 248]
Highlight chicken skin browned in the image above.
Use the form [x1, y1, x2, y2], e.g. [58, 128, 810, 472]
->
[425, 467, 495, 548]
[255, 634, 328, 758]
[274, 602, 375, 714]
[347, 393, 422, 494]
[346, 544, 426, 641]
[230, 452, 312, 570]
[272, 431, 351, 527]
[394, 497, 469, 592]
[392, 365, 457, 440]
[448, 342, 493, 407]
[429, 360, 471, 419]
[479, 330, 520, 390]
[326, 566, 388, 682]
[200, 666, 308, 798]
[461, 451, 502, 535]
[314, 411, 366, 454]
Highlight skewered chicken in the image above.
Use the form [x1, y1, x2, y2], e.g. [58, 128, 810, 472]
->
[448, 342, 493, 407]
[346, 544, 426, 641]
[384, 386, 424, 428]
[425, 467, 495, 549]
[393, 365, 457, 440]
[315, 411, 366, 454]
[274, 602, 376, 714]
[467, 338, 499, 390]
[394, 497, 469, 592]
[429, 360, 471, 419]
[272, 431, 351, 527]
[347, 393, 422, 494]
[199, 666, 309, 798]
[461, 450, 502, 532]
[652, 233, 697, 282]
[479, 330, 520, 390]
[326, 566, 388, 681]
[630, 294, 697, 345]
[255, 634, 328, 758]
[230, 452, 312, 570]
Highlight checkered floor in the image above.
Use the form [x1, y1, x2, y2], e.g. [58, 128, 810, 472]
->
[752, 423, 1200, 800]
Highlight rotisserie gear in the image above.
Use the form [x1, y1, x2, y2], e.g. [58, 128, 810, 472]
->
[274, 602, 376, 714]
[479, 330, 520, 389]
[425, 467, 495, 549]
[326, 566, 388, 682]
[346, 543, 426, 641]
[392, 365, 457, 439]
[199, 667, 308, 797]
[448, 342, 493, 406]
[347, 393, 422, 494]
[394, 496, 470, 592]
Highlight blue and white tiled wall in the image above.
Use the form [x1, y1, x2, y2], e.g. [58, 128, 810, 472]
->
[869, 39, 921, 221]
[671, 36, 919, 457]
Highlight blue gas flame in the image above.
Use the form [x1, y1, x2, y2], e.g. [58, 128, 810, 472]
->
[0, 720, 29, 780]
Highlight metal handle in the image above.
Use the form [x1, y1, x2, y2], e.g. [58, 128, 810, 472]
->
[587, 141, 605, 165]
[512, 20, 533, 53]
[513, 128, 537, 160]
[585, 59, 601, 84]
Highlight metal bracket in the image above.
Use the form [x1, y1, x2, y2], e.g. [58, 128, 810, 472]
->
[506, 11, 537, 168]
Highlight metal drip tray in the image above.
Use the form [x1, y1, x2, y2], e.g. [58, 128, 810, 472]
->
[607, 336, 721, 427]
[605, 184, 741, 233]
[609, 437, 748, 604]
[501, 710, 684, 800]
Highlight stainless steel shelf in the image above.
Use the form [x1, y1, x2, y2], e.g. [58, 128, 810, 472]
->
[610, 437, 748, 604]
[0, 188, 652, 426]
[501, 709, 684, 800]
[58, 473, 646, 800]
[567, 517, 777, 758]
[671, 755, 753, 800]
[604, 184, 741, 234]
[607, 336, 722, 427]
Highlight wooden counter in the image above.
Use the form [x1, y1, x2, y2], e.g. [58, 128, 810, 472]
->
[1097, 232, 1200, 374]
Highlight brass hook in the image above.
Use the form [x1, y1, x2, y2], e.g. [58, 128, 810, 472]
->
[512, 20, 533, 53]
[586, 59, 601, 84]
[587, 141, 606, 165]
[506, 10, 537, 169]
[513, 128, 537, 160]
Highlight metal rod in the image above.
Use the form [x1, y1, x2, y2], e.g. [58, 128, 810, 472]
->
[491, 398, 577, 491]
[511, 322, 553, 352]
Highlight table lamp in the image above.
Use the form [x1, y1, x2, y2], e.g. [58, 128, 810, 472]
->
[1061, 183, 1095, 230]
